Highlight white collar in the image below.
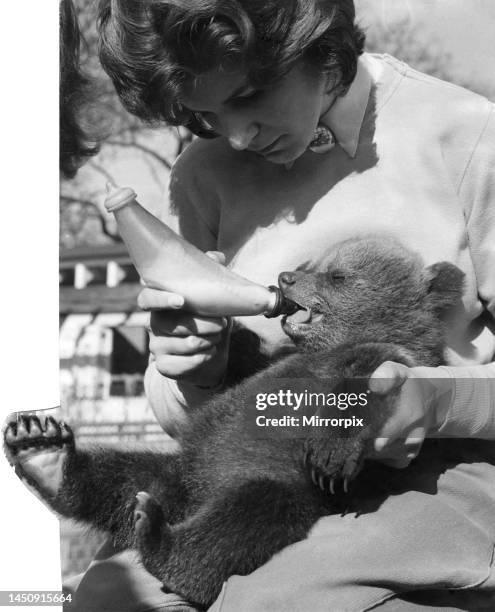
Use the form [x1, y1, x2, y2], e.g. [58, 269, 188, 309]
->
[319, 53, 381, 158]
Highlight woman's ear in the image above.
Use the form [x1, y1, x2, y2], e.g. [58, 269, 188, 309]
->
[424, 262, 465, 315]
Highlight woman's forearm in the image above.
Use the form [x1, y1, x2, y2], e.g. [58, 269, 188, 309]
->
[144, 358, 222, 438]
[414, 362, 495, 439]
[435, 362, 495, 438]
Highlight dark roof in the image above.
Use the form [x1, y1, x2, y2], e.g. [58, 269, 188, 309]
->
[60, 242, 131, 267]
[60, 283, 141, 315]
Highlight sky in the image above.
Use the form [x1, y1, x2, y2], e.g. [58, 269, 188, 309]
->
[356, 0, 495, 93]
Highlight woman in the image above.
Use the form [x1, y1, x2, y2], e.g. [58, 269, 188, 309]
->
[68, 0, 495, 609]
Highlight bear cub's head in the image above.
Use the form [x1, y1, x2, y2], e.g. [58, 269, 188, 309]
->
[278, 236, 464, 357]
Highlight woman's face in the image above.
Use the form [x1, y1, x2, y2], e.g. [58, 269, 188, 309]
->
[179, 63, 336, 164]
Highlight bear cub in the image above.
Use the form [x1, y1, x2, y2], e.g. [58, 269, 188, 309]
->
[4, 236, 464, 608]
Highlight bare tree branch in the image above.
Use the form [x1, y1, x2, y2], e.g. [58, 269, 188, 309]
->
[105, 140, 173, 170]
[88, 160, 116, 184]
[60, 195, 121, 241]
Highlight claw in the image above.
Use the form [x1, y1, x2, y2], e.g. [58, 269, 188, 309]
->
[29, 417, 42, 436]
[59, 422, 72, 442]
[5, 424, 16, 445]
[318, 475, 325, 491]
[44, 417, 59, 438]
[329, 478, 335, 495]
[311, 468, 318, 486]
[16, 418, 28, 440]
[343, 477, 349, 494]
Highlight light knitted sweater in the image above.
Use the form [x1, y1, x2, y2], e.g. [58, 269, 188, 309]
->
[145, 53, 495, 439]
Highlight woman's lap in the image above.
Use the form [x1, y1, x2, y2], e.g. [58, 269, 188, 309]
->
[65, 454, 495, 612]
[63, 546, 195, 612]
[211, 450, 495, 611]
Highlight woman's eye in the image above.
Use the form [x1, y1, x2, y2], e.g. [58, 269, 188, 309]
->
[233, 88, 261, 103]
[195, 112, 216, 130]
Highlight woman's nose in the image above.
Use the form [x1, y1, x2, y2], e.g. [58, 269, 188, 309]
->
[227, 122, 259, 151]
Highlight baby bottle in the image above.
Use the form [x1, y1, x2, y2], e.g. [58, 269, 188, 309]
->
[104, 184, 296, 318]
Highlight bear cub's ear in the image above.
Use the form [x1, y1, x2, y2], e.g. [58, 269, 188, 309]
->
[425, 262, 465, 315]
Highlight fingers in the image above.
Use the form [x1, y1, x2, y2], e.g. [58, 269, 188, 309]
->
[138, 250, 226, 311]
[372, 425, 425, 468]
[138, 288, 184, 311]
[371, 444, 420, 469]
[373, 432, 424, 456]
[136, 251, 229, 384]
[373, 405, 426, 451]
[367, 360, 429, 469]
[205, 250, 226, 265]
[149, 310, 227, 336]
[148, 309, 226, 377]
[139, 287, 227, 335]
[154, 348, 218, 379]
[149, 332, 223, 357]
[149, 328, 225, 379]
[144, 307, 229, 382]
[368, 360, 409, 394]
[403, 426, 426, 450]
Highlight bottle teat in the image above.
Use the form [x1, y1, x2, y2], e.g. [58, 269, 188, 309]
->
[104, 182, 137, 212]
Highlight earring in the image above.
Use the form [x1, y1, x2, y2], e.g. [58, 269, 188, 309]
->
[284, 123, 336, 170]
[308, 124, 336, 154]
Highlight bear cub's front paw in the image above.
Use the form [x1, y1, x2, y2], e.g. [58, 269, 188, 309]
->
[303, 434, 367, 494]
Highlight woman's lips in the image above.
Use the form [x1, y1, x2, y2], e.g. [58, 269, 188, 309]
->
[255, 136, 283, 155]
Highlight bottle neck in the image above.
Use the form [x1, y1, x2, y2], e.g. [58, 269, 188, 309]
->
[264, 286, 298, 318]
[104, 186, 137, 212]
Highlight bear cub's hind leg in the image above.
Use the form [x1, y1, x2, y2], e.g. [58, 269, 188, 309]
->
[134, 491, 167, 543]
[134, 490, 172, 579]
[4, 414, 73, 499]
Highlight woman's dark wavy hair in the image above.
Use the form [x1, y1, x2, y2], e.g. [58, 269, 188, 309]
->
[98, 0, 365, 137]
[60, 0, 100, 177]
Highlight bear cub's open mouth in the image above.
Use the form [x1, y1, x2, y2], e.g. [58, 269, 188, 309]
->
[283, 305, 324, 328]
[278, 271, 325, 335]
[279, 292, 325, 334]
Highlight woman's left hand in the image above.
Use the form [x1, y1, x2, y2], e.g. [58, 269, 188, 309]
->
[366, 362, 454, 468]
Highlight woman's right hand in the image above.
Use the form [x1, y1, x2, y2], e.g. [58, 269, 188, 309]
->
[138, 252, 231, 389]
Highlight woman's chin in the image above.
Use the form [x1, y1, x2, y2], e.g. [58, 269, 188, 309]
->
[262, 146, 304, 165]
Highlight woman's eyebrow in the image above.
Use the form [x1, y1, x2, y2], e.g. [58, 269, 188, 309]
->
[181, 82, 256, 114]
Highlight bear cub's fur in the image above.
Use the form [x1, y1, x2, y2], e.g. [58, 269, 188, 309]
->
[4, 237, 464, 608]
